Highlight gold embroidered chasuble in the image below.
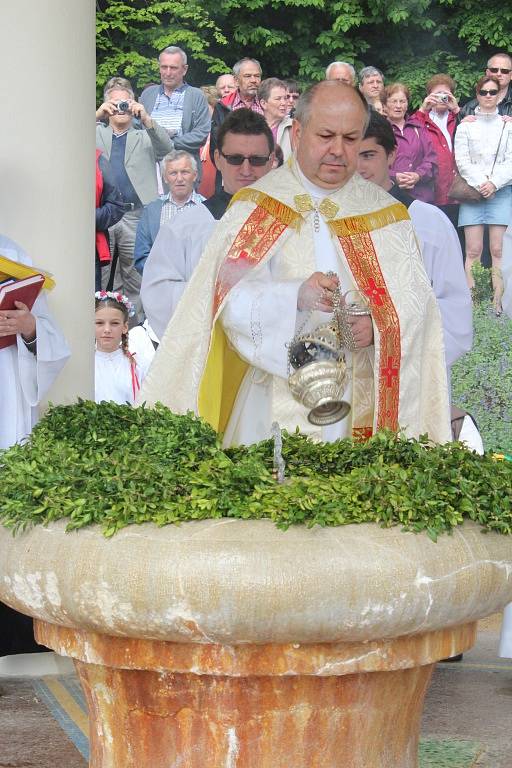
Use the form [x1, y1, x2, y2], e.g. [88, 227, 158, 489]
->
[139, 160, 451, 445]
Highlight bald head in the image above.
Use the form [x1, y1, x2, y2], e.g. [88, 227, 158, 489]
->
[216, 73, 236, 98]
[295, 81, 369, 128]
[292, 82, 369, 190]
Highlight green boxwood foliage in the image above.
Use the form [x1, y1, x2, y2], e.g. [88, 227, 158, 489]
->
[1, 401, 510, 541]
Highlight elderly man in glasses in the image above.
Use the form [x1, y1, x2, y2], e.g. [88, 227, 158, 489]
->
[459, 52, 512, 119]
[140, 81, 451, 448]
[141, 109, 274, 339]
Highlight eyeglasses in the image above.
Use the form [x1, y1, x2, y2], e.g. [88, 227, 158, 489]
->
[219, 152, 270, 166]
[479, 89, 499, 96]
[488, 67, 511, 74]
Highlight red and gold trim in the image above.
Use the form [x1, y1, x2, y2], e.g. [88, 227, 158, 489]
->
[330, 204, 408, 435]
[330, 203, 409, 236]
[213, 203, 293, 316]
[352, 426, 373, 442]
[230, 188, 302, 229]
[201, 196, 295, 432]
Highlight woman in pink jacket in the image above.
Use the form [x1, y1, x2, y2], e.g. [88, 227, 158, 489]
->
[384, 82, 438, 203]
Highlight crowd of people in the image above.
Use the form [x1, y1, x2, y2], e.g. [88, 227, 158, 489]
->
[2, 45, 512, 657]
[91, 47, 512, 410]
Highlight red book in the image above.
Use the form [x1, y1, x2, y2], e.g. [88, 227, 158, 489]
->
[0, 273, 45, 350]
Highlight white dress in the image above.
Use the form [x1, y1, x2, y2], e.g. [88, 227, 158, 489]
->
[95, 348, 148, 405]
[0, 234, 70, 449]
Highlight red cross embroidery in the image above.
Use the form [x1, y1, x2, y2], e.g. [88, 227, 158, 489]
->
[363, 278, 386, 306]
[381, 357, 399, 387]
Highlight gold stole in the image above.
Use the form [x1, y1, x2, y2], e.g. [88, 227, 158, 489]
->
[199, 190, 301, 433]
[198, 188, 409, 440]
[329, 203, 408, 435]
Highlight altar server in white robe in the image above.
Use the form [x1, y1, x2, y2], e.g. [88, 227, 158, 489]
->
[139, 81, 451, 447]
[0, 234, 70, 450]
[357, 110, 472, 382]
[141, 109, 275, 340]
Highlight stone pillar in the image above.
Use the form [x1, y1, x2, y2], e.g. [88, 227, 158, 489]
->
[0, 0, 96, 402]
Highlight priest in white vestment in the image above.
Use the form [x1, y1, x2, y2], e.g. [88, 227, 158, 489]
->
[139, 82, 452, 447]
[0, 234, 70, 450]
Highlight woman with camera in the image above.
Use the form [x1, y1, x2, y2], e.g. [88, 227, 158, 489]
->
[411, 74, 461, 225]
[454, 75, 512, 313]
[384, 82, 437, 203]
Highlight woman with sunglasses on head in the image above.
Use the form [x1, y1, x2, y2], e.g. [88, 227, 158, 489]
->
[454, 75, 512, 314]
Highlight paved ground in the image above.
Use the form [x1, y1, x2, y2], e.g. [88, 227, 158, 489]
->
[0, 614, 510, 767]
[421, 614, 512, 768]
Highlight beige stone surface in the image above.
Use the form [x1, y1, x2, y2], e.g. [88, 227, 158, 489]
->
[0, 519, 511, 644]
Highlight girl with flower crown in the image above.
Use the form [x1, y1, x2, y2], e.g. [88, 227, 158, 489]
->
[95, 291, 150, 404]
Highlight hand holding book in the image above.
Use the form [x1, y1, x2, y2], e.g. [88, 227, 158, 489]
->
[0, 300, 37, 342]
[0, 273, 44, 349]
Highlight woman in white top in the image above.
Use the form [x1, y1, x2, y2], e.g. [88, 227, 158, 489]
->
[455, 75, 512, 313]
[95, 291, 150, 404]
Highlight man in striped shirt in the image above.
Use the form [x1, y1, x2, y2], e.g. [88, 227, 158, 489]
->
[210, 58, 265, 189]
[139, 46, 211, 182]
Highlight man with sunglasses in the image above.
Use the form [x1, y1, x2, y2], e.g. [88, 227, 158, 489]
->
[141, 109, 274, 339]
[459, 52, 512, 120]
[141, 81, 451, 449]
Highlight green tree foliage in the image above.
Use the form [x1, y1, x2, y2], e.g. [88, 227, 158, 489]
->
[96, 0, 228, 96]
[96, 0, 512, 106]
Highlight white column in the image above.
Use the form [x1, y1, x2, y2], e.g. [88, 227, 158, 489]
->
[0, 1, 96, 403]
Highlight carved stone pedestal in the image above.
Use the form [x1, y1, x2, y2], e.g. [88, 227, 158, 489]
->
[1, 519, 511, 768]
[35, 621, 476, 768]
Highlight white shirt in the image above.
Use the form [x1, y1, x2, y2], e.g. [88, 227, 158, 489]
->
[428, 109, 452, 150]
[141, 203, 216, 339]
[407, 199, 472, 372]
[95, 347, 148, 405]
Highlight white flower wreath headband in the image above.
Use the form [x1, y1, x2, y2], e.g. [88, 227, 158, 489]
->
[95, 291, 135, 318]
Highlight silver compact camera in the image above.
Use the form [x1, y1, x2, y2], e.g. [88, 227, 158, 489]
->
[115, 100, 130, 113]
[436, 93, 449, 103]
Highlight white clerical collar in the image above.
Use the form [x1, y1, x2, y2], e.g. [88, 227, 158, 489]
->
[295, 161, 343, 200]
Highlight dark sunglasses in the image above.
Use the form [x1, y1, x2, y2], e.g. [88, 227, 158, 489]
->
[488, 67, 511, 74]
[479, 88, 499, 96]
[220, 152, 270, 166]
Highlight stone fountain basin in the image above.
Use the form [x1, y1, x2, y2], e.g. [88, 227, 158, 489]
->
[0, 518, 510, 647]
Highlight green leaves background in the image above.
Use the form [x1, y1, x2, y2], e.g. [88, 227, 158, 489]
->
[96, 0, 512, 107]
